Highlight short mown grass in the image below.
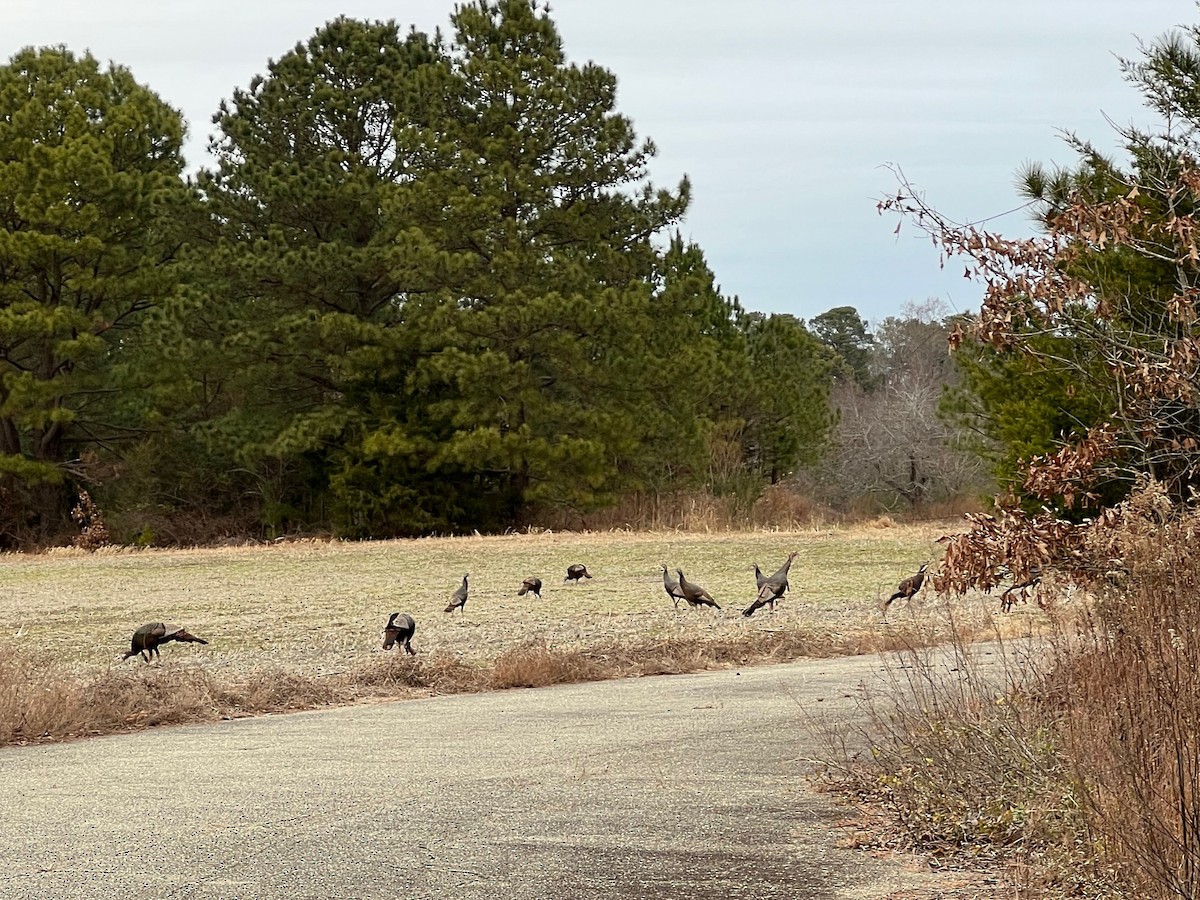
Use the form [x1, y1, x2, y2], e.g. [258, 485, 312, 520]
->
[0, 523, 1035, 744]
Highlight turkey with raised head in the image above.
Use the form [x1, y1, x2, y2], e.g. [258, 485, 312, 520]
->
[661, 565, 686, 609]
[884, 563, 929, 610]
[743, 551, 798, 617]
[445, 574, 469, 614]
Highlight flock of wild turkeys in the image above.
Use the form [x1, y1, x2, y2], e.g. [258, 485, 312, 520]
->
[120, 555, 935, 662]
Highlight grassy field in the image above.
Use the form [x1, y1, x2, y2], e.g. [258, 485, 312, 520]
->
[0, 522, 1041, 742]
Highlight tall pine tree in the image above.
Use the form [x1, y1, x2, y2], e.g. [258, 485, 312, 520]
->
[0, 47, 190, 545]
[191, 19, 448, 534]
[398, 0, 694, 525]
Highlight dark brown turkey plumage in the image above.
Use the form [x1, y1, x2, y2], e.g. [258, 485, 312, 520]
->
[122, 622, 208, 663]
[383, 612, 416, 654]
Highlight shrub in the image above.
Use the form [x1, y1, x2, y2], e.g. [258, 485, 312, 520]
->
[822, 491, 1200, 897]
[70, 490, 110, 551]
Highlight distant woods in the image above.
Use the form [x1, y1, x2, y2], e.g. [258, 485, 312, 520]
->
[0, 1, 989, 548]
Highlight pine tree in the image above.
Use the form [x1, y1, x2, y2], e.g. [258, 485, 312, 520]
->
[191, 18, 447, 533]
[398, 0, 694, 524]
[183, 3, 761, 535]
[737, 313, 835, 485]
[810, 306, 877, 390]
[0, 47, 189, 544]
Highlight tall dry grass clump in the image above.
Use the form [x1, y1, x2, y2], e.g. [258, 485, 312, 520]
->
[0, 646, 91, 743]
[530, 485, 840, 532]
[0, 618, 953, 748]
[814, 629, 1116, 896]
[0, 651, 354, 742]
[821, 488, 1200, 897]
[1041, 497, 1200, 900]
[80, 666, 224, 730]
[490, 642, 610, 688]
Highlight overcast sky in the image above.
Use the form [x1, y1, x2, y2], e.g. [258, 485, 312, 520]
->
[5, 0, 1196, 324]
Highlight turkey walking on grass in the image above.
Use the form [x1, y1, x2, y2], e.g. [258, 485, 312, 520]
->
[677, 569, 721, 610]
[565, 564, 592, 583]
[743, 551, 798, 617]
[517, 577, 543, 599]
[661, 565, 686, 609]
[884, 563, 929, 610]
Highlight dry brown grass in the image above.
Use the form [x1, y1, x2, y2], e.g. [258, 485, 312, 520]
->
[813, 627, 1120, 898]
[0, 646, 89, 743]
[817, 491, 1200, 900]
[0, 523, 1041, 745]
[536, 485, 843, 532]
[490, 642, 610, 688]
[1039, 508, 1200, 900]
[0, 624, 962, 745]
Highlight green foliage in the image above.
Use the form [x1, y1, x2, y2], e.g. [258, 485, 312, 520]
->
[639, 236, 749, 488]
[810, 305, 877, 390]
[393, 0, 696, 524]
[0, 5, 842, 543]
[941, 334, 1099, 483]
[736, 312, 835, 484]
[0, 46, 190, 543]
[175, 18, 449, 534]
[181, 1, 765, 537]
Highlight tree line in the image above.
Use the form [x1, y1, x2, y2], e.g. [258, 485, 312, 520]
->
[2, 1, 871, 547]
[11, 0, 1062, 549]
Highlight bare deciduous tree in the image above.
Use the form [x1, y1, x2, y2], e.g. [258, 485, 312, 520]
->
[804, 301, 990, 512]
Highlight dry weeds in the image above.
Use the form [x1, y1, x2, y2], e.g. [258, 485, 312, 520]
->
[0, 523, 1041, 745]
[816, 489, 1200, 899]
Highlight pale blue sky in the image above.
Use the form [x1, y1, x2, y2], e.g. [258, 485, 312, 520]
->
[6, 0, 1195, 323]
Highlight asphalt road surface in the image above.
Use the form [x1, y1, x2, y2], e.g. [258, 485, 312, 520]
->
[0, 652, 987, 899]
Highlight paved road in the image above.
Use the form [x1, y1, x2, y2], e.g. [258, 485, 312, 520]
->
[0, 652, 987, 899]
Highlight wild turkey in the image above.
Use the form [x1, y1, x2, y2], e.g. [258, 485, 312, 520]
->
[517, 577, 543, 599]
[743, 551, 798, 617]
[753, 564, 767, 592]
[661, 565, 686, 609]
[565, 564, 592, 583]
[1000, 564, 1042, 613]
[383, 612, 417, 655]
[122, 622, 208, 663]
[445, 574, 469, 614]
[676, 569, 721, 610]
[884, 563, 929, 609]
